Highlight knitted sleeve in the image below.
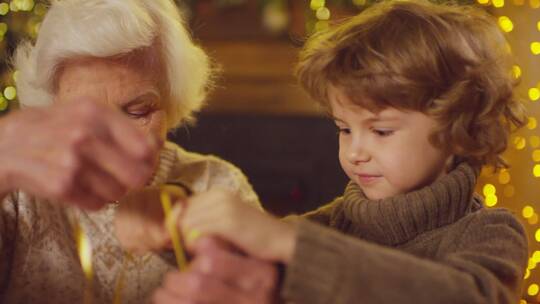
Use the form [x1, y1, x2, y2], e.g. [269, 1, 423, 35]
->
[171, 156, 261, 210]
[206, 159, 261, 209]
[0, 192, 18, 294]
[281, 209, 528, 304]
[283, 197, 346, 227]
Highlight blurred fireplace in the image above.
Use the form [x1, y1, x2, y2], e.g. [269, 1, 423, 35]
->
[170, 113, 348, 216]
[168, 1, 350, 216]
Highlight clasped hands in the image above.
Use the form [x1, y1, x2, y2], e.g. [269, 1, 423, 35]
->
[115, 186, 298, 304]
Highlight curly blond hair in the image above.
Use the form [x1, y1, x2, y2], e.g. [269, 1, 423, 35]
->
[296, 0, 526, 170]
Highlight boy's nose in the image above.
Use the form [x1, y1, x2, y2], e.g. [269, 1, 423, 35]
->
[347, 147, 370, 164]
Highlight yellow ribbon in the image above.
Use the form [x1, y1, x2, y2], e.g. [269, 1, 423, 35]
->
[112, 253, 133, 304]
[73, 184, 189, 304]
[68, 209, 94, 304]
[112, 185, 189, 304]
[160, 185, 188, 271]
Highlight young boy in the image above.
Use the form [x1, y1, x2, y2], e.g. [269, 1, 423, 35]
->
[136, 1, 529, 303]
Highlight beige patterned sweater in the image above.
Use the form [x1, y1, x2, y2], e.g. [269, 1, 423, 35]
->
[0, 141, 260, 304]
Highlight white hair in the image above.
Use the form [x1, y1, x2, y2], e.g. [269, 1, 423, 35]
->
[13, 0, 211, 129]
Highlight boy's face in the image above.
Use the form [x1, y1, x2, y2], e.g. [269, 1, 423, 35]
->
[329, 87, 452, 200]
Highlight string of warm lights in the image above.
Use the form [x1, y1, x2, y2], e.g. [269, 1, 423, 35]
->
[0, 0, 45, 114]
[472, 2, 540, 303]
[307, 2, 538, 302]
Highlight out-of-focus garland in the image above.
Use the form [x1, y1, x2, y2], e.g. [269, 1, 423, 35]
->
[0, 0, 479, 116]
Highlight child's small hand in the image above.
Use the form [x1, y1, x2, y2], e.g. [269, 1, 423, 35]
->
[180, 188, 297, 264]
[114, 185, 188, 254]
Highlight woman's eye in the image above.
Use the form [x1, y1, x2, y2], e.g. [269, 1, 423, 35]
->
[373, 129, 394, 137]
[126, 112, 149, 118]
[125, 108, 152, 119]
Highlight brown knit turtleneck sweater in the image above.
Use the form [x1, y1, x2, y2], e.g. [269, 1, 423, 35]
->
[281, 162, 528, 304]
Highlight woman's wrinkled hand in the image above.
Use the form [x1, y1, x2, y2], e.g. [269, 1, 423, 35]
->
[152, 237, 281, 304]
[0, 100, 159, 210]
[114, 185, 189, 254]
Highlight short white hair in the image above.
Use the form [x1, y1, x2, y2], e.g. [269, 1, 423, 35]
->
[14, 0, 211, 129]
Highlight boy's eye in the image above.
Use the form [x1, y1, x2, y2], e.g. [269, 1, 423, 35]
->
[373, 129, 394, 137]
[337, 128, 351, 135]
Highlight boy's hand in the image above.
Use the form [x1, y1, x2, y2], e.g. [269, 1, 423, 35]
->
[181, 188, 298, 264]
[114, 185, 188, 254]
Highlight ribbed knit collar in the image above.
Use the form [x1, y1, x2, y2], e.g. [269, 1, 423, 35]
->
[342, 162, 482, 246]
[148, 141, 177, 187]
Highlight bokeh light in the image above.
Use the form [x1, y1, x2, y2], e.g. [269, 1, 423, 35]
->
[499, 16, 513, 32]
[531, 42, 540, 54]
[524, 206, 536, 218]
[529, 88, 540, 101]
[528, 283, 539, 296]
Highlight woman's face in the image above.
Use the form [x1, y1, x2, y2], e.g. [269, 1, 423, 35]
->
[55, 57, 168, 142]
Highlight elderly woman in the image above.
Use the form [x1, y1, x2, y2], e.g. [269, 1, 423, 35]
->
[0, 0, 278, 303]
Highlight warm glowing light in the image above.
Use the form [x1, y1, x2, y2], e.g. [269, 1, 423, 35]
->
[493, 0, 505, 7]
[528, 258, 537, 270]
[3, 87, 16, 101]
[529, 88, 540, 101]
[0, 23, 7, 36]
[315, 20, 329, 32]
[528, 117, 538, 130]
[33, 3, 47, 16]
[498, 17, 513, 32]
[531, 42, 540, 55]
[533, 150, 540, 162]
[316, 7, 330, 20]
[512, 65, 522, 79]
[14, 0, 35, 11]
[0, 3, 8, 15]
[528, 284, 539, 296]
[9, 1, 19, 12]
[523, 206, 535, 219]
[0, 96, 7, 112]
[485, 195, 498, 207]
[534, 164, 540, 178]
[483, 184, 496, 196]
[533, 251, 540, 263]
[310, 0, 325, 10]
[515, 136, 527, 150]
[498, 170, 511, 184]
